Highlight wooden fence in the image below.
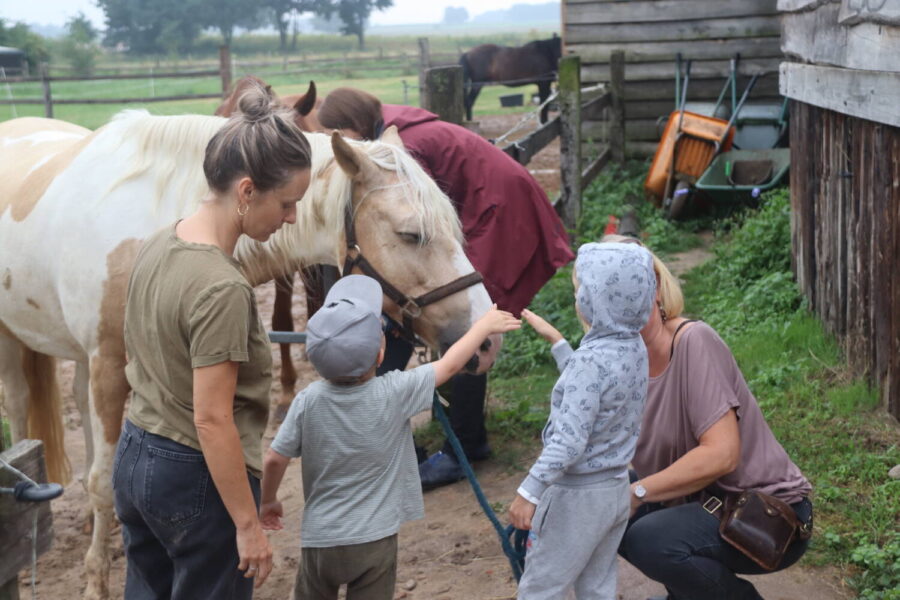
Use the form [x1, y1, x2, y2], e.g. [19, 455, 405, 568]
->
[790, 101, 900, 419]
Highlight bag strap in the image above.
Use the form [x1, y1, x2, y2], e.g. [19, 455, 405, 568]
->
[670, 319, 699, 360]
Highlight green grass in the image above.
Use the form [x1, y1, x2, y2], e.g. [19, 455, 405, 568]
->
[480, 170, 899, 598]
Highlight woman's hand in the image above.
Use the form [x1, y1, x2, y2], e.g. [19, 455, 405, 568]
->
[259, 500, 284, 531]
[236, 521, 274, 587]
[508, 494, 537, 530]
[522, 309, 563, 344]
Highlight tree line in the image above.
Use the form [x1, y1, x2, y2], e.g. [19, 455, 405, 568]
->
[96, 0, 392, 54]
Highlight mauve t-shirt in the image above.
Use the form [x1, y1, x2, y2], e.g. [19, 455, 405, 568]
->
[632, 322, 811, 504]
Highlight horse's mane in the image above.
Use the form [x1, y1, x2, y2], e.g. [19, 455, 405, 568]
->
[99, 110, 461, 287]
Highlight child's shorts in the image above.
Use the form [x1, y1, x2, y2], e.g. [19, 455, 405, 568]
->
[295, 534, 398, 600]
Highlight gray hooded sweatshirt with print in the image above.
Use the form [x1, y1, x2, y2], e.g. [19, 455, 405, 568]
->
[519, 243, 656, 501]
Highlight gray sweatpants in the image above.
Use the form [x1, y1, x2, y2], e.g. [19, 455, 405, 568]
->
[516, 476, 630, 600]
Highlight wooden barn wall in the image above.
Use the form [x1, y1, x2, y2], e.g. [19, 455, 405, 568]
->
[563, 0, 784, 157]
[790, 102, 900, 419]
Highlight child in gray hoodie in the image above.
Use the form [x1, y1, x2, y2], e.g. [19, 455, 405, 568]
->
[508, 242, 656, 600]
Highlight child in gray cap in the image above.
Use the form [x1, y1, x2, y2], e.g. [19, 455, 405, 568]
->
[259, 274, 519, 600]
[508, 243, 657, 600]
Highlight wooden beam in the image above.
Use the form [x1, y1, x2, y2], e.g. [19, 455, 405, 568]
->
[780, 62, 900, 127]
[567, 0, 778, 24]
[0, 440, 55, 587]
[781, 3, 900, 73]
[570, 37, 782, 63]
[558, 55, 583, 229]
[777, 0, 832, 12]
[501, 117, 562, 165]
[581, 57, 783, 82]
[565, 15, 780, 43]
[609, 50, 626, 163]
[422, 65, 465, 125]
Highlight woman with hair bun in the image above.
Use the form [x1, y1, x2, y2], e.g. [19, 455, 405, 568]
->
[112, 82, 312, 599]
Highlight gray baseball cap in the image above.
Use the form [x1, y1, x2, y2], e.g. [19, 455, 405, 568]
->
[306, 275, 384, 380]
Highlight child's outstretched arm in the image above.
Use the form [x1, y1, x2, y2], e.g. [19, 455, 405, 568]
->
[521, 309, 564, 344]
[259, 448, 291, 531]
[431, 304, 521, 387]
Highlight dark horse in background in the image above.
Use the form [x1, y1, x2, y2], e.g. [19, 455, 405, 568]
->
[459, 35, 562, 123]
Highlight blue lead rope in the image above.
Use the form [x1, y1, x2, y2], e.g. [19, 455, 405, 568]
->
[430, 392, 529, 581]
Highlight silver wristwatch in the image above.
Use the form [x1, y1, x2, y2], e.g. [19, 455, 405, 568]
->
[633, 483, 648, 502]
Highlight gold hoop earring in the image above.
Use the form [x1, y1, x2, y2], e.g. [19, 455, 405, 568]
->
[237, 203, 249, 217]
[658, 301, 668, 323]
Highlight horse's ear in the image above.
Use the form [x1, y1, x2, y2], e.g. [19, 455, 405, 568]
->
[294, 81, 317, 117]
[380, 125, 404, 148]
[332, 131, 373, 179]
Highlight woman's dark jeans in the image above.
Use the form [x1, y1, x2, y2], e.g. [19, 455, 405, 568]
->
[112, 419, 261, 600]
[619, 475, 813, 600]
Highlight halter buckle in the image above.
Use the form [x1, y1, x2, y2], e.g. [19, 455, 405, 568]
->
[400, 299, 422, 318]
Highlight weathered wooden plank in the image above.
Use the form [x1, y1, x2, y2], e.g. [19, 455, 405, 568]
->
[582, 57, 783, 83]
[625, 75, 780, 102]
[570, 37, 782, 63]
[558, 55, 583, 229]
[777, 0, 835, 12]
[839, 0, 900, 26]
[0, 440, 54, 586]
[872, 121, 892, 391]
[780, 62, 900, 128]
[609, 50, 626, 163]
[502, 117, 562, 165]
[781, 3, 900, 73]
[567, 0, 778, 24]
[890, 127, 900, 417]
[565, 15, 780, 44]
[422, 65, 464, 125]
[584, 118, 660, 142]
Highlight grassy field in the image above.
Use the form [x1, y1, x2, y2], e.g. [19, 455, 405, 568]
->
[1, 71, 545, 130]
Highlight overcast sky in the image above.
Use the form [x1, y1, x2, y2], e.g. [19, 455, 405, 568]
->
[0, 0, 556, 28]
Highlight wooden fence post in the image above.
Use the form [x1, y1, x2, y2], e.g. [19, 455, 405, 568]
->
[558, 55, 582, 229]
[422, 66, 464, 125]
[609, 50, 626, 164]
[39, 63, 52, 119]
[417, 37, 431, 106]
[0, 440, 56, 600]
[219, 45, 232, 95]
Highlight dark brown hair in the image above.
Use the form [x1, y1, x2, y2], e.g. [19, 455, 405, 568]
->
[203, 80, 312, 192]
[317, 87, 383, 141]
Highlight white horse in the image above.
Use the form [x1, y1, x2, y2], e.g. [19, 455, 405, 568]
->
[0, 111, 499, 599]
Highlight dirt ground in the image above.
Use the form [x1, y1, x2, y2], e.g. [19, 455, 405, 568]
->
[16, 114, 851, 599]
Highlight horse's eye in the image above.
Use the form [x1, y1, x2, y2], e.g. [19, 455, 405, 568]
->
[397, 231, 423, 245]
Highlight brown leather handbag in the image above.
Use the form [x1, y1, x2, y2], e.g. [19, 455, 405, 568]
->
[702, 490, 813, 571]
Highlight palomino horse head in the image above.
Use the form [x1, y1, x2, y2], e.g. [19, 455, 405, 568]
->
[241, 128, 502, 373]
[216, 76, 322, 132]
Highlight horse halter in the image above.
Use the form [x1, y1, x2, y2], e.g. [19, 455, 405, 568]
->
[341, 198, 484, 343]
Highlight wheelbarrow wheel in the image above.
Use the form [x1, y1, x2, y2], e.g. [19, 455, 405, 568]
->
[665, 181, 691, 220]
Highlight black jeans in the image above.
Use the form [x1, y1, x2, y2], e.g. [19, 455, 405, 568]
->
[378, 332, 488, 460]
[113, 420, 261, 600]
[619, 480, 813, 600]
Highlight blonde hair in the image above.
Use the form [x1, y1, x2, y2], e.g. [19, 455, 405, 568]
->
[599, 234, 684, 319]
[203, 80, 311, 192]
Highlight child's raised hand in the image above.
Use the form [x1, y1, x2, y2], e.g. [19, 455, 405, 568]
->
[477, 304, 522, 335]
[259, 500, 284, 531]
[521, 309, 564, 344]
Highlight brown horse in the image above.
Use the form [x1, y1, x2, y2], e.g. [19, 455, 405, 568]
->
[459, 35, 562, 123]
[216, 77, 328, 417]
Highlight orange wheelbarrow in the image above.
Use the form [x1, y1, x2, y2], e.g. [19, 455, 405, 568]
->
[645, 58, 760, 219]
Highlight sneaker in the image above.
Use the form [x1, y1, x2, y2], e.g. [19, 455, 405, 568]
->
[419, 451, 465, 490]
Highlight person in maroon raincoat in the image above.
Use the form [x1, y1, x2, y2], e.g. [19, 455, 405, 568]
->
[318, 87, 574, 488]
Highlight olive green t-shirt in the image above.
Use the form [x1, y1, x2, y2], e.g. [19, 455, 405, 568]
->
[124, 223, 272, 477]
